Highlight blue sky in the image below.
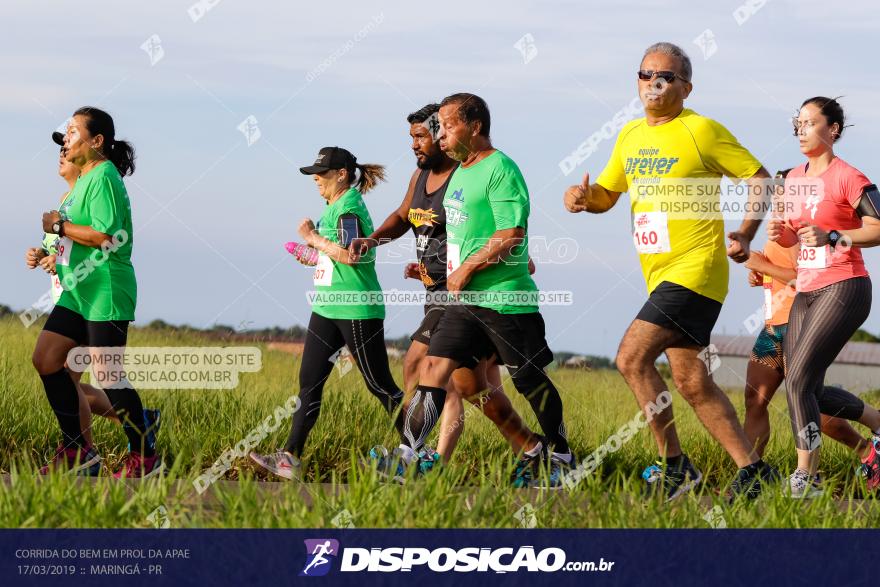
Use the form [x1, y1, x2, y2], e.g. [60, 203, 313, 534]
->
[2, 0, 878, 357]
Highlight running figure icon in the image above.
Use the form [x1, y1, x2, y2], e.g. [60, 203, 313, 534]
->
[302, 541, 335, 575]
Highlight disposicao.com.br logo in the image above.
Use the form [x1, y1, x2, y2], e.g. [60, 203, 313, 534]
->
[300, 539, 340, 577]
[300, 540, 615, 575]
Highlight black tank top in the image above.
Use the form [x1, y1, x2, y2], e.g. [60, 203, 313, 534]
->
[408, 166, 456, 291]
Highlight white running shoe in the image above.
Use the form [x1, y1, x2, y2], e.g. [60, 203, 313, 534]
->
[249, 450, 301, 480]
[786, 468, 823, 499]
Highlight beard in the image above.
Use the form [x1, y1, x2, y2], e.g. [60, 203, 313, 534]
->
[415, 149, 445, 170]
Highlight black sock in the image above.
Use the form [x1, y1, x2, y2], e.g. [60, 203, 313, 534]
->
[664, 454, 684, 467]
[40, 368, 86, 448]
[103, 386, 153, 457]
[403, 385, 446, 452]
[514, 372, 570, 454]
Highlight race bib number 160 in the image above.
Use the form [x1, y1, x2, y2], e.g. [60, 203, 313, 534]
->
[633, 212, 671, 254]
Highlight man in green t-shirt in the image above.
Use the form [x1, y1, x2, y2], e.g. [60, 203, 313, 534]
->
[386, 93, 572, 487]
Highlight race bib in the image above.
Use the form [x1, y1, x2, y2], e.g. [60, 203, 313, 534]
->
[797, 245, 827, 269]
[763, 275, 773, 321]
[633, 212, 671, 254]
[446, 243, 461, 276]
[312, 253, 334, 286]
[50, 274, 64, 304]
[56, 236, 73, 266]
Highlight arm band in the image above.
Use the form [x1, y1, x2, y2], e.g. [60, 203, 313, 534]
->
[856, 184, 880, 219]
[337, 214, 362, 248]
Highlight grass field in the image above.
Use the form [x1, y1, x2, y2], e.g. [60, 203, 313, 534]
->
[1, 315, 879, 529]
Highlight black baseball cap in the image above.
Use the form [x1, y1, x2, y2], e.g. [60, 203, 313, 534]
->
[52, 131, 65, 146]
[299, 146, 356, 175]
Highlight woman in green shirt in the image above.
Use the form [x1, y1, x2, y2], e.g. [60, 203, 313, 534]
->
[26, 136, 160, 469]
[249, 147, 405, 480]
[34, 107, 161, 478]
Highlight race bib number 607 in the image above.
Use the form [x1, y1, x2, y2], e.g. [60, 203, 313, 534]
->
[313, 253, 334, 286]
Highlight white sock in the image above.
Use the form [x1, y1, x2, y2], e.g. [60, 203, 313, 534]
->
[397, 444, 418, 464]
[552, 451, 572, 463]
[524, 441, 543, 458]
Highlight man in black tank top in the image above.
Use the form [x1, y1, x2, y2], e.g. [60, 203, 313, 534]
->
[350, 103, 541, 472]
[408, 166, 452, 292]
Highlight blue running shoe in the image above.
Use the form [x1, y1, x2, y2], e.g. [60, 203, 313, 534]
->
[642, 454, 702, 501]
[366, 446, 408, 484]
[531, 452, 574, 490]
[128, 408, 161, 453]
[365, 446, 440, 484]
[416, 447, 442, 476]
[544, 453, 574, 489]
[511, 451, 542, 489]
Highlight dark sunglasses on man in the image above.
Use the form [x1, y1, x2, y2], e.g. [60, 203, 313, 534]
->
[637, 70, 689, 84]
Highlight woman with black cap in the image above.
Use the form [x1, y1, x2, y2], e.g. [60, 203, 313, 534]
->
[249, 147, 407, 480]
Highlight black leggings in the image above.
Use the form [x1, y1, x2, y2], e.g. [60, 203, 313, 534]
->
[284, 313, 405, 457]
[784, 277, 871, 450]
[41, 305, 151, 455]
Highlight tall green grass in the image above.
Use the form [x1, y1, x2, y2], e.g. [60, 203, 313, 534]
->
[1, 316, 878, 528]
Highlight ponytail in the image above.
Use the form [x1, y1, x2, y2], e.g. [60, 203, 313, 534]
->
[108, 139, 136, 177]
[354, 163, 386, 194]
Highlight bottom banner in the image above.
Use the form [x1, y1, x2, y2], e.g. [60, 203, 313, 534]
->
[0, 529, 872, 585]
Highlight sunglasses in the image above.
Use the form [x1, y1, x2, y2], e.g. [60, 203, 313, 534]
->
[637, 70, 688, 83]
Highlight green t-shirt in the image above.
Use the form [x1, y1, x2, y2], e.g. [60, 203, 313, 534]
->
[55, 161, 137, 321]
[443, 150, 538, 314]
[310, 188, 385, 320]
[42, 192, 72, 255]
[42, 193, 70, 305]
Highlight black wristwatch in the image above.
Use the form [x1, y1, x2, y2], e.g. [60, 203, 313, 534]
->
[52, 220, 65, 237]
[828, 230, 841, 249]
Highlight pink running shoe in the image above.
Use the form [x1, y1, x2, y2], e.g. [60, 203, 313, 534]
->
[113, 452, 164, 479]
[40, 444, 102, 476]
[860, 436, 880, 492]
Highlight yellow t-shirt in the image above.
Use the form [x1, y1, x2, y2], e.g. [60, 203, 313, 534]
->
[596, 108, 762, 303]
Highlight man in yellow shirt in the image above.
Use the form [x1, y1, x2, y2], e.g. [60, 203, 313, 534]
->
[564, 42, 777, 500]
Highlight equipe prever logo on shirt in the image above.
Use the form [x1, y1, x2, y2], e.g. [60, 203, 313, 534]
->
[300, 540, 614, 575]
[623, 148, 680, 176]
